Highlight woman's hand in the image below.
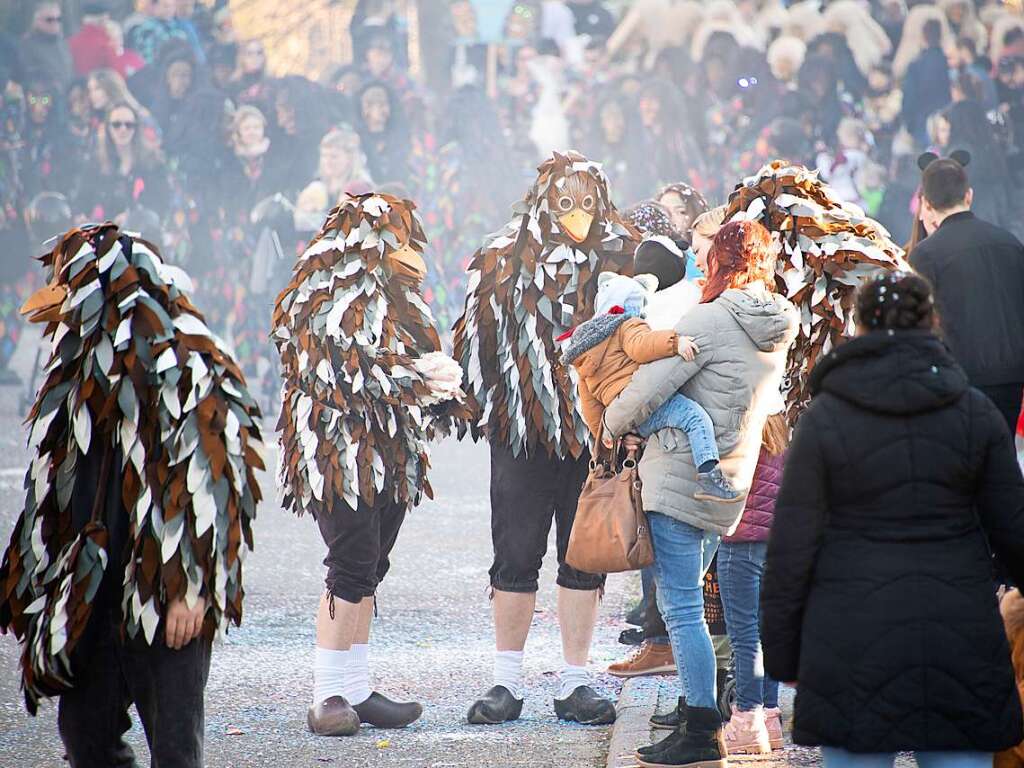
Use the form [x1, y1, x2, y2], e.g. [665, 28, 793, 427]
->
[165, 596, 207, 650]
[677, 336, 700, 361]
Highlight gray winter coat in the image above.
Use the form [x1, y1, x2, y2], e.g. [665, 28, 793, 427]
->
[603, 284, 798, 534]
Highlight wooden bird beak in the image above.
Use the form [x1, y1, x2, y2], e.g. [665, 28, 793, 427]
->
[557, 209, 594, 243]
[20, 283, 68, 323]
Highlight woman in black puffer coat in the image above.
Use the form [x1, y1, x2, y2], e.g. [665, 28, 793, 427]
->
[762, 271, 1024, 767]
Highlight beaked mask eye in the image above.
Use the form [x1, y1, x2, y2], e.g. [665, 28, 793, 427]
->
[557, 195, 574, 212]
[582, 195, 595, 212]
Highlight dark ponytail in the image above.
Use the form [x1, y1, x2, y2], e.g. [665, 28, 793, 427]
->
[855, 271, 936, 332]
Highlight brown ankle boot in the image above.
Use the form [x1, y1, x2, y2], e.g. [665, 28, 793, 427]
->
[607, 642, 676, 678]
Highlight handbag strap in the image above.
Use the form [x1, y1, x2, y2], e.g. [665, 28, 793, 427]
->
[593, 422, 639, 471]
[592, 421, 617, 466]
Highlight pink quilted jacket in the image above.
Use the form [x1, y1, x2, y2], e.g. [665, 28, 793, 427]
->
[724, 448, 786, 542]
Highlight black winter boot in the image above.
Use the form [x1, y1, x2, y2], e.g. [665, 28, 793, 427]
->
[637, 705, 726, 768]
[650, 696, 686, 731]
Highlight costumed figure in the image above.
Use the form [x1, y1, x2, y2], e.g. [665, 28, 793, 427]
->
[724, 161, 909, 426]
[452, 151, 639, 725]
[0, 223, 265, 768]
[273, 192, 465, 737]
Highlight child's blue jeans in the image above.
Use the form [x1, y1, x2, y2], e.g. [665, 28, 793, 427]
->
[635, 393, 719, 469]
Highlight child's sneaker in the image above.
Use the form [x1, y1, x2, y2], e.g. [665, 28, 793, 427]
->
[694, 467, 744, 503]
[723, 705, 771, 755]
[765, 707, 785, 750]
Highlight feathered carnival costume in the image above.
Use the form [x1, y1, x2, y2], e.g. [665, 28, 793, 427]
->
[273, 193, 463, 516]
[725, 161, 909, 425]
[452, 151, 640, 459]
[0, 224, 265, 713]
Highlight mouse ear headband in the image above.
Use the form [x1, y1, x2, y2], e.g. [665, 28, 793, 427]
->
[917, 149, 971, 171]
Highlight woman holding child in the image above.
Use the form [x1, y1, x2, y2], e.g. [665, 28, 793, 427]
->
[602, 219, 798, 768]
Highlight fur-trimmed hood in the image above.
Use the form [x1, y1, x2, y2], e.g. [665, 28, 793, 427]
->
[561, 310, 633, 366]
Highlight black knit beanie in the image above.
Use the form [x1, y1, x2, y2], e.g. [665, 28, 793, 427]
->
[635, 236, 688, 291]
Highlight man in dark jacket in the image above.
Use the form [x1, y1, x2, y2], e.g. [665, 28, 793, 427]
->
[901, 19, 951, 147]
[17, 1, 72, 92]
[910, 157, 1024, 431]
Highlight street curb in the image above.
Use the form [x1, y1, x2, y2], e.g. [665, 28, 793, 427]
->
[606, 677, 661, 768]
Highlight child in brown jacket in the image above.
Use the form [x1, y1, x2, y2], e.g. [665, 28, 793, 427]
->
[560, 272, 740, 501]
[998, 589, 1024, 768]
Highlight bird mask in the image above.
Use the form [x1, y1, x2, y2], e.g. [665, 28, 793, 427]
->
[519, 151, 623, 250]
[386, 243, 428, 287]
[548, 171, 599, 244]
[21, 231, 79, 324]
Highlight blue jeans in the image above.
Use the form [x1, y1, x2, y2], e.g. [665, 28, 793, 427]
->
[822, 748, 993, 768]
[636, 393, 719, 469]
[717, 541, 779, 710]
[649, 512, 721, 709]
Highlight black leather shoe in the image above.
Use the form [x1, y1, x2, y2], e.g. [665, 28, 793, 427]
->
[650, 696, 686, 731]
[467, 685, 524, 724]
[637, 705, 726, 768]
[619, 628, 645, 646]
[352, 692, 423, 728]
[554, 685, 616, 725]
[307, 696, 360, 736]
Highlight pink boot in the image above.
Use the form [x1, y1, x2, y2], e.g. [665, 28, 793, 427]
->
[764, 707, 785, 750]
[723, 705, 771, 755]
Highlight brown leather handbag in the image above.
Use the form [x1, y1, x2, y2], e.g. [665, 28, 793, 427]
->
[566, 433, 655, 574]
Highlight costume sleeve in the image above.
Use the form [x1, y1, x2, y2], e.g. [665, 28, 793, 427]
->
[602, 305, 716, 436]
[761, 406, 829, 684]
[619, 319, 679, 364]
[973, 392, 1024, 587]
[577, 375, 605, 440]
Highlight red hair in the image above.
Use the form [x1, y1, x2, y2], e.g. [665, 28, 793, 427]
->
[700, 220, 775, 303]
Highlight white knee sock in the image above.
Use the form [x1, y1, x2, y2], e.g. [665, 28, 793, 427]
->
[558, 664, 591, 699]
[344, 643, 372, 706]
[494, 650, 524, 699]
[314, 645, 372, 706]
[313, 647, 349, 705]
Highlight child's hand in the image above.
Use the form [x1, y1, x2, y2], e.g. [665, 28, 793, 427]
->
[601, 432, 614, 449]
[165, 596, 207, 650]
[677, 336, 699, 361]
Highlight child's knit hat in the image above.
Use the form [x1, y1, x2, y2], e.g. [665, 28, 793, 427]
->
[593, 272, 659, 317]
[635, 235, 688, 290]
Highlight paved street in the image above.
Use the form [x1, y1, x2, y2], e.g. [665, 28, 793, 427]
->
[0, 369, 634, 768]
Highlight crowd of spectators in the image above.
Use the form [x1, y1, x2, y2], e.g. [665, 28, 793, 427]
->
[3, 0, 1024, 407]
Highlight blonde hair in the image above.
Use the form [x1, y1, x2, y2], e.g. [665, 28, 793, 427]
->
[693, 205, 727, 238]
[822, 0, 892, 74]
[767, 35, 807, 81]
[317, 126, 373, 186]
[761, 413, 790, 456]
[88, 69, 145, 115]
[837, 117, 868, 150]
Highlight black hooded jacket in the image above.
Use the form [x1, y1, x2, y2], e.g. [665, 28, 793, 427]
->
[762, 331, 1024, 752]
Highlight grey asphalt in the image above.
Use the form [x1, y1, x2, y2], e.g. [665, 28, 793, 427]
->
[0, 374, 636, 768]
